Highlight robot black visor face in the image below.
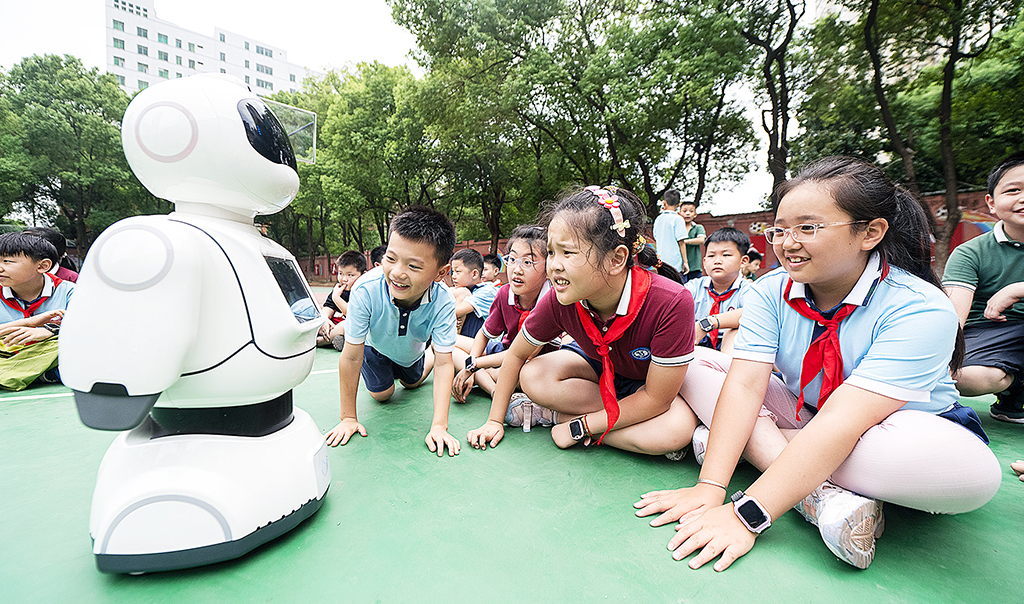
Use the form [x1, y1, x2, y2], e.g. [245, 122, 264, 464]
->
[237, 99, 298, 171]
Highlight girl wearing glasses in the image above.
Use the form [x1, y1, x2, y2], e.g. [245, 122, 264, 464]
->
[635, 156, 1000, 570]
[452, 225, 555, 403]
[468, 186, 700, 457]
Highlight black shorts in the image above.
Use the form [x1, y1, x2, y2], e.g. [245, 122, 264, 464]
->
[962, 320, 1024, 376]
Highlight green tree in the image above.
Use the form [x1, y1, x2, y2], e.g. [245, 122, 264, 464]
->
[1, 54, 160, 259]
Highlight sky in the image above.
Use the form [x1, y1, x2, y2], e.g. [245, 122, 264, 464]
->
[0, 0, 770, 215]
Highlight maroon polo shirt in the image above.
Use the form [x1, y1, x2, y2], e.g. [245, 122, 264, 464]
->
[522, 271, 695, 380]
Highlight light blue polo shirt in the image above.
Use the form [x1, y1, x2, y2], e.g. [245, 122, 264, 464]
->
[345, 267, 458, 367]
[467, 281, 499, 319]
[734, 253, 960, 415]
[685, 275, 750, 320]
[1, 274, 74, 323]
[653, 210, 689, 272]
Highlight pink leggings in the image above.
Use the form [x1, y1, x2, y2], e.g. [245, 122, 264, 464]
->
[680, 348, 1001, 514]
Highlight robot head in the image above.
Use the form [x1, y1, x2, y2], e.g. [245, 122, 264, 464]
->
[122, 74, 300, 217]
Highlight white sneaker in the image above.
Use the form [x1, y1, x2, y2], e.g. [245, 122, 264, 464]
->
[795, 481, 884, 569]
[504, 393, 556, 432]
[691, 424, 710, 465]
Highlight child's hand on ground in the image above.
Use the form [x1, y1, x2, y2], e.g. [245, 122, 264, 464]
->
[1011, 460, 1024, 481]
[425, 426, 460, 457]
[634, 483, 726, 527]
[324, 418, 366, 447]
[0, 325, 52, 347]
[452, 369, 475, 403]
[667, 503, 756, 572]
[467, 420, 504, 450]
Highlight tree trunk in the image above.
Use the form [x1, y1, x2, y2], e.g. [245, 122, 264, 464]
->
[934, 43, 962, 276]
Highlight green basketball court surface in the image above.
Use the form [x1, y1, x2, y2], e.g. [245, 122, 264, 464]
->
[2, 288, 1021, 603]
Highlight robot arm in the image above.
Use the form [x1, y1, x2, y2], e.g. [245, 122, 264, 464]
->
[60, 220, 202, 430]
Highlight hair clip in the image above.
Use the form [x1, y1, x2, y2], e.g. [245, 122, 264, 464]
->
[633, 235, 647, 253]
[586, 186, 628, 238]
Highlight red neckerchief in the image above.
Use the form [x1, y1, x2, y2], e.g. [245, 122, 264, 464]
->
[2, 273, 63, 319]
[573, 266, 652, 444]
[784, 262, 888, 419]
[706, 285, 737, 349]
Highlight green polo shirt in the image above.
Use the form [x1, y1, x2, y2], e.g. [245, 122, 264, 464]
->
[942, 222, 1024, 325]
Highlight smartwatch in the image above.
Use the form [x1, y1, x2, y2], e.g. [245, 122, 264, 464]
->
[698, 316, 716, 333]
[730, 491, 772, 534]
[465, 356, 479, 373]
[568, 417, 588, 441]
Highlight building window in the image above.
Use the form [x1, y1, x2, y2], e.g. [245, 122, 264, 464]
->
[158, 33, 168, 44]
[139, 81, 149, 90]
[220, 68, 226, 73]
[188, 59, 195, 69]
[137, 27, 147, 38]
[176, 73, 182, 78]
[138, 45, 148, 56]
[113, 38, 125, 50]
[158, 51, 168, 61]
[256, 64, 272, 75]
[189, 42, 195, 53]
[219, 33, 226, 42]
[290, 74, 296, 82]
[245, 75, 250, 84]
[176, 38, 182, 48]
[138, 63, 148, 73]
[113, 56, 125, 67]
[159, 69, 169, 79]
[256, 45, 273, 58]
[176, 56, 182, 65]
[256, 78, 273, 90]
[113, 20, 124, 31]
[116, 74, 125, 86]
[220, 52, 226, 61]
[245, 60, 249, 68]
[245, 41, 250, 50]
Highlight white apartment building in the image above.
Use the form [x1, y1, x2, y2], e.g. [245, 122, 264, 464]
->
[104, 0, 319, 94]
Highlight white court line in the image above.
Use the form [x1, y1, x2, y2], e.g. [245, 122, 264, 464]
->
[309, 369, 338, 376]
[0, 391, 74, 403]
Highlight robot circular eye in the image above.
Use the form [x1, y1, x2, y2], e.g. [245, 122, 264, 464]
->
[94, 225, 174, 291]
[135, 102, 199, 163]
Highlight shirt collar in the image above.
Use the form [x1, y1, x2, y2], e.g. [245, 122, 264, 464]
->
[705, 275, 744, 296]
[508, 279, 551, 309]
[388, 279, 432, 311]
[2, 274, 55, 305]
[787, 252, 884, 309]
[994, 221, 1024, 248]
[581, 269, 633, 317]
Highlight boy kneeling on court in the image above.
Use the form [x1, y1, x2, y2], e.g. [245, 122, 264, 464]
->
[324, 207, 461, 457]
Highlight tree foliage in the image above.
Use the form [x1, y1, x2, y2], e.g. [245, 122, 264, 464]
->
[0, 55, 161, 260]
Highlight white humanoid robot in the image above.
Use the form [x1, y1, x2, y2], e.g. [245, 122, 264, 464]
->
[59, 74, 330, 574]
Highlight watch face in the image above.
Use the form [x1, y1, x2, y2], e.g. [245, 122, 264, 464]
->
[700, 318, 714, 331]
[569, 419, 585, 440]
[737, 499, 768, 528]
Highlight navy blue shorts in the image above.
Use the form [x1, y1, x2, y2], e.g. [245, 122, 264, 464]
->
[560, 341, 646, 398]
[361, 345, 425, 394]
[939, 402, 990, 444]
[963, 320, 1024, 376]
[484, 339, 505, 355]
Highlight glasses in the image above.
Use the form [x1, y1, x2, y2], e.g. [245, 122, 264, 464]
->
[502, 255, 541, 270]
[763, 221, 868, 244]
